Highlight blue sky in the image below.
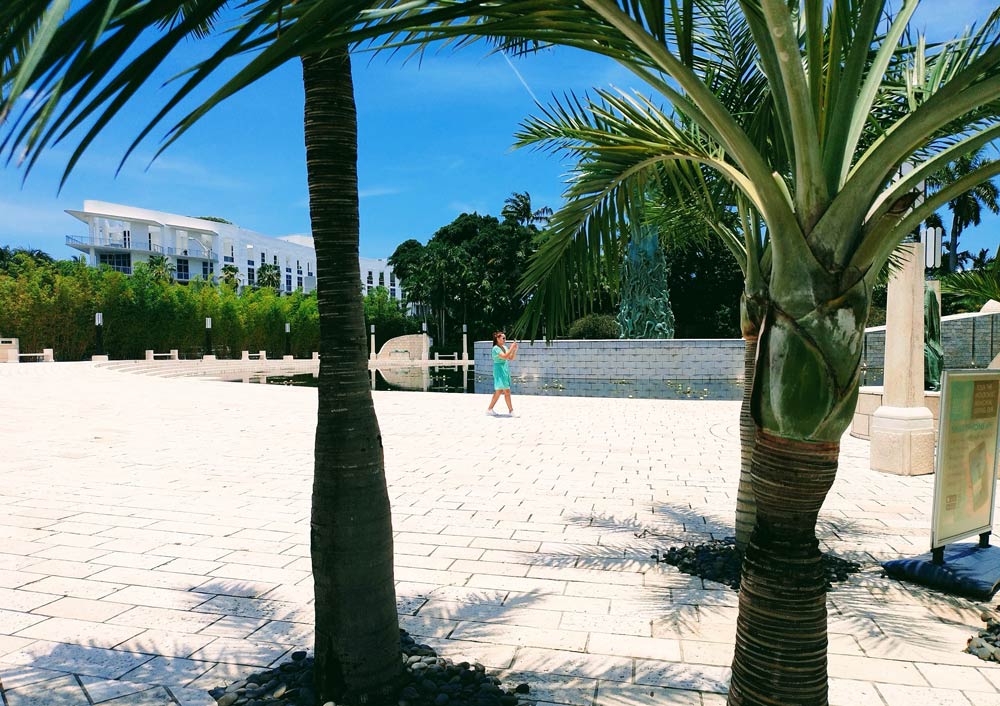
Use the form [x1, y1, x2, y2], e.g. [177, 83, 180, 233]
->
[1, 1, 998, 260]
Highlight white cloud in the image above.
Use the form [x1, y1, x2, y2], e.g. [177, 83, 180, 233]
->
[359, 186, 401, 199]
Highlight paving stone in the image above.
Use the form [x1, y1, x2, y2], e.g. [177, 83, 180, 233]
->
[117, 656, 214, 686]
[3, 673, 90, 706]
[79, 676, 156, 704]
[13, 618, 144, 649]
[2, 640, 154, 679]
[32, 597, 132, 623]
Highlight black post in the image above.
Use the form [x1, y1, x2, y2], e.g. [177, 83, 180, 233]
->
[972, 317, 978, 367]
[284, 322, 291, 357]
[980, 531, 991, 549]
[95, 312, 104, 356]
[932, 546, 945, 565]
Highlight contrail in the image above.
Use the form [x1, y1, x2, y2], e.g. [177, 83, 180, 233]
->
[501, 50, 540, 104]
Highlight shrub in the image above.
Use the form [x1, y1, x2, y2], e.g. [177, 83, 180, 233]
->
[567, 314, 620, 339]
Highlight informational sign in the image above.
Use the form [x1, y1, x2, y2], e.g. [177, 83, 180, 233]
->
[931, 369, 1000, 549]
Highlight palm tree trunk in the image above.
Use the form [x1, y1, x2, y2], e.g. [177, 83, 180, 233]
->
[728, 276, 865, 705]
[734, 335, 757, 552]
[729, 429, 838, 706]
[302, 49, 401, 705]
[949, 212, 960, 272]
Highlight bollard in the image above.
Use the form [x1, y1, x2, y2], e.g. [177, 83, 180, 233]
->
[259, 350, 267, 361]
[241, 350, 250, 361]
[312, 352, 320, 360]
[42, 349, 54, 362]
[169, 349, 179, 360]
[145, 350, 154, 361]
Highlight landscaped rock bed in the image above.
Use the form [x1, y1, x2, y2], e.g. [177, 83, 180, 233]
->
[653, 537, 863, 590]
[210, 629, 531, 706]
[967, 609, 1000, 662]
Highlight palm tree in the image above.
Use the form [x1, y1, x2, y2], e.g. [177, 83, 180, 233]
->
[220, 263, 242, 288]
[146, 254, 176, 283]
[256, 263, 282, 290]
[501, 190, 553, 227]
[505, 1, 776, 551]
[0, 2, 479, 702]
[0, 245, 13, 272]
[425, 3, 1000, 703]
[927, 148, 1000, 271]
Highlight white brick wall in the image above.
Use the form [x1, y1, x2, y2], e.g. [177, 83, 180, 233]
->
[474, 339, 744, 381]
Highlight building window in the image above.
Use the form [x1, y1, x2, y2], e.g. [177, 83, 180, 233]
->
[391, 287, 397, 298]
[378, 272, 385, 287]
[147, 234, 152, 251]
[247, 267, 255, 286]
[224, 255, 234, 263]
[367, 271, 374, 285]
[122, 230, 131, 248]
[261, 252, 266, 266]
[307, 262, 313, 276]
[390, 272, 396, 286]
[274, 255, 279, 265]
[297, 276, 303, 290]
[99, 252, 131, 273]
[285, 274, 292, 292]
[202, 261, 214, 279]
[176, 258, 189, 281]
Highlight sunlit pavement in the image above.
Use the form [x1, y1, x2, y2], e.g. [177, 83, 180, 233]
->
[0, 362, 997, 706]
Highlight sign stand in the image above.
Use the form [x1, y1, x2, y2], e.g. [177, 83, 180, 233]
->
[883, 369, 1000, 599]
[933, 531, 991, 565]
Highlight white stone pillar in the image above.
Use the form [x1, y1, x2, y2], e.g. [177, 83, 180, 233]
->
[870, 241, 935, 475]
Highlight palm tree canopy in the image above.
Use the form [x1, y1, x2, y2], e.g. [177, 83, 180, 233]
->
[501, 190, 553, 227]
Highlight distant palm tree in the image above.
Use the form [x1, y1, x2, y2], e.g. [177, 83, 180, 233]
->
[501, 191, 553, 227]
[220, 264, 241, 288]
[928, 148, 1000, 272]
[146, 255, 175, 283]
[0, 245, 13, 272]
[256, 263, 282, 290]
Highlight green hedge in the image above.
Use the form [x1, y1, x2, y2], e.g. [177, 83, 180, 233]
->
[0, 256, 320, 360]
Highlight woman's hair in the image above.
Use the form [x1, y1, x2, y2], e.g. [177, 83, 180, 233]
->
[492, 331, 506, 348]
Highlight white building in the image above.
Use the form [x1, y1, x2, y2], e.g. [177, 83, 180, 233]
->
[65, 200, 404, 302]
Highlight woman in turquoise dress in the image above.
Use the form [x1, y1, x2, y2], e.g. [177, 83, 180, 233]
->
[487, 331, 518, 416]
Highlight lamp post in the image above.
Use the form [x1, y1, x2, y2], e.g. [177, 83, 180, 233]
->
[205, 317, 213, 358]
[284, 322, 292, 359]
[95, 312, 104, 356]
[370, 324, 376, 362]
[462, 324, 468, 361]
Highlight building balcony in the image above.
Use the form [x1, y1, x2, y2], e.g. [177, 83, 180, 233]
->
[66, 235, 215, 260]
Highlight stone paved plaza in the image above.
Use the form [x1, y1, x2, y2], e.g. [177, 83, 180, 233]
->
[1, 363, 1000, 706]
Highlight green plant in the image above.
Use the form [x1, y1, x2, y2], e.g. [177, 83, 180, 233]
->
[567, 313, 619, 339]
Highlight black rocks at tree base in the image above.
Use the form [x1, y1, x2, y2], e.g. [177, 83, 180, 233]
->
[967, 609, 1000, 662]
[654, 537, 862, 590]
[209, 630, 532, 706]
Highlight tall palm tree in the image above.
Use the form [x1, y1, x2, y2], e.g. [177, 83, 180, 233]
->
[256, 262, 282, 290]
[0, 2, 480, 702]
[927, 147, 1000, 271]
[421, 3, 1000, 704]
[146, 254, 176, 283]
[501, 190, 553, 227]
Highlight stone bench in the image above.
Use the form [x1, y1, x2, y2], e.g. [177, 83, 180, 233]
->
[241, 350, 267, 361]
[9, 349, 54, 363]
[145, 349, 179, 361]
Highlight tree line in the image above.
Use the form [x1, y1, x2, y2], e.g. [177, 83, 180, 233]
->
[0, 250, 321, 360]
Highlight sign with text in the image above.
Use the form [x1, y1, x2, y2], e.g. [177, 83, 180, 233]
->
[932, 369, 1000, 549]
